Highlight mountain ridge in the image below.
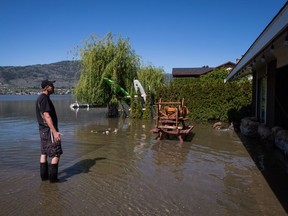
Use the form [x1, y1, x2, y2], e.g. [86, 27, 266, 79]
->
[0, 60, 173, 94]
[0, 60, 81, 89]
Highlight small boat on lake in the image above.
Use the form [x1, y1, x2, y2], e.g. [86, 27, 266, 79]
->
[69, 102, 97, 110]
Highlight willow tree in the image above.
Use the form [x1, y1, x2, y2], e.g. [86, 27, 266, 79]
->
[142, 87, 152, 120]
[137, 64, 165, 96]
[124, 64, 164, 119]
[74, 33, 140, 116]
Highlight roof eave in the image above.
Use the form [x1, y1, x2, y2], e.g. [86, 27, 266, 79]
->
[225, 2, 288, 82]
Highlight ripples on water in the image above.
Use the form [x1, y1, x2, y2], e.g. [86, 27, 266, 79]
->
[0, 95, 287, 215]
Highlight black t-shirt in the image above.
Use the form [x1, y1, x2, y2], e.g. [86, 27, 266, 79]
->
[36, 93, 58, 130]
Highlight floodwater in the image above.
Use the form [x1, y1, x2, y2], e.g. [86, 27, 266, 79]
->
[0, 95, 288, 216]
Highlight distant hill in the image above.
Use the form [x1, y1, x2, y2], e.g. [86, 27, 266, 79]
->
[0, 61, 81, 89]
[0, 60, 172, 93]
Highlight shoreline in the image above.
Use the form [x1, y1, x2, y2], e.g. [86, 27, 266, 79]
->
[0, 88, 72, 95]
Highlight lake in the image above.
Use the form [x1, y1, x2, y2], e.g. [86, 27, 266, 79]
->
[0, 94, 287, 215]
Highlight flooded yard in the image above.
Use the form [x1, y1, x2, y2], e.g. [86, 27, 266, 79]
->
[0, 95, 287, 215]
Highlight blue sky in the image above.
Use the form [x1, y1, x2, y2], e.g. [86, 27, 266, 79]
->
[0, 0, 287, 73]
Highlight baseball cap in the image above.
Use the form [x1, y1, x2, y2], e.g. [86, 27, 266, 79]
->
[41, 80, 56, 89]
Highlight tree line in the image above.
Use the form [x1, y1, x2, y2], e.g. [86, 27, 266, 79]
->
[73, 32, 252, 125]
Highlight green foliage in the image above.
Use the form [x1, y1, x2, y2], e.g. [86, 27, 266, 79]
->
[129, 87, 137, 119]
[71, 33, 251, 122]
[129, 88, 143, 119]
[73, 33, 140, 105]
[156, 68, 252, 123]
[200, 67, 251, 83]
[142, 88, 152, 120]
[128, 64, 166, 119]
[137, 64, 165, 96]
[135, 90, 144, 119]
[200, 67, 229, 81]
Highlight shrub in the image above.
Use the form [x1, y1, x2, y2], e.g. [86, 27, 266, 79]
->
[155, 69, 252, 123]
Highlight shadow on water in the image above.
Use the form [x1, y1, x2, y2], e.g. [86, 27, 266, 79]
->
[59, 157, 106, 181]
[237, 132, 288, 213]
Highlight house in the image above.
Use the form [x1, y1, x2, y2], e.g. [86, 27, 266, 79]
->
[225, 2, 288, 130]
[172, 61, 236, 78]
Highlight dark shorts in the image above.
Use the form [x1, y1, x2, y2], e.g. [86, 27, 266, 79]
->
[39, 127, 63, 157]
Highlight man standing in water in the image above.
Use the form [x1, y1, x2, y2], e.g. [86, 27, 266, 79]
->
[36, 80, 63, 183]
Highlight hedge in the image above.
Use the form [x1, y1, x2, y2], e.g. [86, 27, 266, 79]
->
[155, 71, 252, 123]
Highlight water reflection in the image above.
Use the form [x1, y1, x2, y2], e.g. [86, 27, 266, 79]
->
[151, 141, 192, 180]
[240, 134, 288, 213]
